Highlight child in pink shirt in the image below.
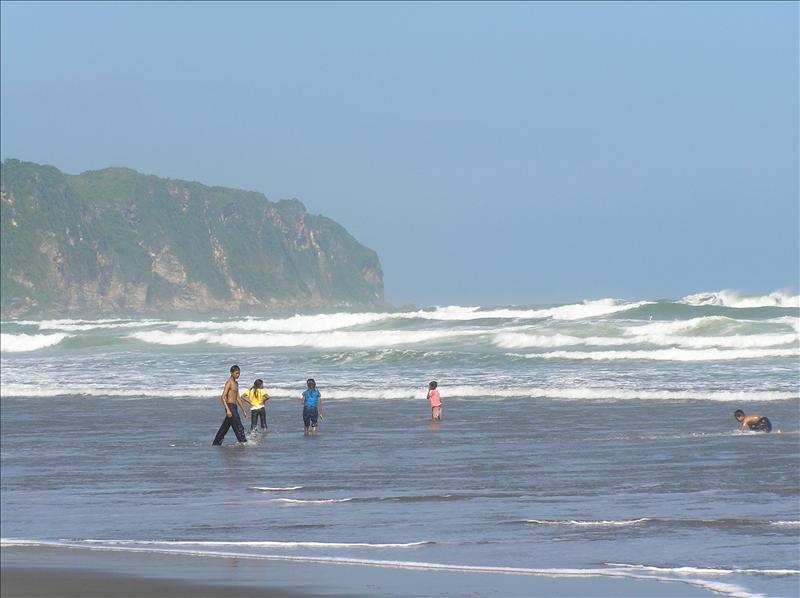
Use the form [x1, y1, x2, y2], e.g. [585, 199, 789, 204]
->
[427, 381, 442, 421]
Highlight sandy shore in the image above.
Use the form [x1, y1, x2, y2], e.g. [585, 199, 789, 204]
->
[1, 545, 716, 597]
[1, 567, 310, 598]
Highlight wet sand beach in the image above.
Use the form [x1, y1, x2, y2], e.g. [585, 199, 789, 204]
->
[1, 545, 716, 597]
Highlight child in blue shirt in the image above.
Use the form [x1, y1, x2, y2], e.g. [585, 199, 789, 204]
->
[301, 378, 324, 434]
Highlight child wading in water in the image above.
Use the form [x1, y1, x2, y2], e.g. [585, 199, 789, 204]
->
[244, 379, 269, 432]
[427, 381, 442, 421]
[301, 378, 324, 434]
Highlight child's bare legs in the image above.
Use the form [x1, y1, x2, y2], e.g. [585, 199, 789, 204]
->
[432, 406, 442, 421]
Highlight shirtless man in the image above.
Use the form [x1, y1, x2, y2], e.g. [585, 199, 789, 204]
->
[212, 365, 248, 445]
[734, 409, 772, 433]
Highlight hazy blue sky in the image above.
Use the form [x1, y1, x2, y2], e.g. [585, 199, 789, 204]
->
[2, 1, 797, 306]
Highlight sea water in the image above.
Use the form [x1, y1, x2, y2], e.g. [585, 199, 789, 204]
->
[1, 291, 799, 597]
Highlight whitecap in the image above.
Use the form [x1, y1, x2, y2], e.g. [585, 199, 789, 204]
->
[2, 383, 796, 402]
[607, 563, 799, 576]
[681, 290, 800, 309]
[128, 328, 483, 349]
[494, 331, 798, 350]
[270, 498, 353, 504]
[512, 347, 799, 362]
[80, 539, 431, 549]
[523, 518, 650, 527]
[0, 333, 70, 352]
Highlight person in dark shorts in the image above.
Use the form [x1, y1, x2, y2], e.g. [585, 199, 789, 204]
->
[212, 365, 248, 445]
[734, 409, 772, 432]
[301, 378, 324, 435]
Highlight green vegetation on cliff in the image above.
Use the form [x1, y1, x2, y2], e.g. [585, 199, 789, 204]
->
[0, 160, 384, 316]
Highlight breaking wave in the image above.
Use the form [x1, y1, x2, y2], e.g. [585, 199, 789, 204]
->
[512, 347, 799, 362]
[0, 333, 71, 352]
[1, 383, 796, 401]
[128, 328, 482, 349]
[3, 292, 797, 356]
[681, 290, 799, 309]
[607, 563, 799, 577]
[494, 331, 797, 350]
[520, 518, 800, 530]
[523, 519, 651, 527]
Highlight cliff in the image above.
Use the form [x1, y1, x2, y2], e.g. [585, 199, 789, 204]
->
[0, 160, 384, 317]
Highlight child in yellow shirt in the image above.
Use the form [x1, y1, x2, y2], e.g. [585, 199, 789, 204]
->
[243, 379, 270, 432]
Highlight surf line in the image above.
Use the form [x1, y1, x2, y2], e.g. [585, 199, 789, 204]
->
[1, 539, 760, 598]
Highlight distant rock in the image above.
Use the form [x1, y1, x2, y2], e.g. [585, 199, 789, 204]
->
[0, 159, 385, 317]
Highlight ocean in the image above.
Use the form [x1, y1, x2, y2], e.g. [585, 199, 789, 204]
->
[1, 291, 799, 597]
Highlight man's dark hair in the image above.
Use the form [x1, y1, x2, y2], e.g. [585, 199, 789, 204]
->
[230, 365, 240, 373]
[734, 409, 745, 419]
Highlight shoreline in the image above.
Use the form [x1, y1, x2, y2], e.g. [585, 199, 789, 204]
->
[1, 567, 309, 598]
[1, 545, 718, 597]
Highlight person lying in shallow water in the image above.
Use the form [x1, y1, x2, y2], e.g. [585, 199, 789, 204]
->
[734, 409, 772, 432]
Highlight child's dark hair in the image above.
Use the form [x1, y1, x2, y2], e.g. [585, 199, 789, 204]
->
[250, 379, 263, 395]
[307, 378, 316, 388]
[230, 365, 240, 373]
[734, 409, 745, 419]
[429, 381, 438, 389]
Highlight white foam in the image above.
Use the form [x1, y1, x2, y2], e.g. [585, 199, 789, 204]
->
[493, 333, 632, 349]
[270, 386, 795, 402]
[0, 333, 70, 352]
[770, 521, 800, 527]
[768, 316, 800, 335]
[409, 305, 536, 320]
[251, 486, 304, 492]
[13, 317, 133, 326]
[0, 384, 219, 399]
[173, 313, 394, 333]
[413, 300, 651, 321]
[128, 328, 481, 349]
[626, 316, 798, 345]
[607, 563, 799, 576]
[81, 539, 430, 549]
[0, 539, 763, 598]
[495, 315, 799, 351]
[681, 290, 800, 308]
[6, 301, 650, 342]
[31, 319, 161, 332]
[495, 331, 798, 350]
[524, 519, 650, 527]
[653, 334, 797, 349]
[531, 300, 653, 320]
[2, 383, 796, 402]
[629, 316, 739, 336]
[270, 498, 353, 504]
[513, 347, 799, 362]
[0, 539, 48, 547]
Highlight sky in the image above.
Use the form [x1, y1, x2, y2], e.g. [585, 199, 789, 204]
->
[1, 1, 797, 307]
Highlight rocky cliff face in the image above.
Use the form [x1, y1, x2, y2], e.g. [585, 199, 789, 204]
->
[1, 160, 384, 317]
